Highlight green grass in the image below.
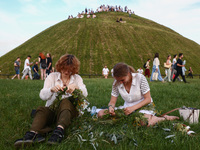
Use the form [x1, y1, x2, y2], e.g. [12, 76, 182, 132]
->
[0, 11, 200, 75]
[0, 78, 200, 149]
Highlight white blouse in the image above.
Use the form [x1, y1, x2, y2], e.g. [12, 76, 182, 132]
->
[111, 73, 152, 108]
[153, 58, 160, 69]
[39, 72, 88, 107]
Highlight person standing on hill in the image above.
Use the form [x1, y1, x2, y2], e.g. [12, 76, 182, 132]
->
[46, 53, 52, 76]
[21, 56, 33, 80]
[12, 57, 21, 80]
[173, 53, 187, 83]
[102, 66, 109, 79]
[39, 53, 47, 80]
[144, 59, 151, 78]
[150, 53, 164, 82]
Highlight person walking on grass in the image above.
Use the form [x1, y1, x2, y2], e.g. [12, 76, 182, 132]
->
[38, 53, 47, 80]
[150, 53, 164, 82]
[173, 53, 187, 83]
[12, 57, 21, 80]
[14, 54, 88, 148]
[97, 63, 179, 126]
[21, 55, 33, 80]
[163, 55, 172, 82]
[144, 59, 151, 78]
[171, 54, 182, 81]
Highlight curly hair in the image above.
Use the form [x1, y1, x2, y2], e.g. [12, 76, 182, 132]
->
[55, 54, 80, 75]
[39, 53, 46, 59]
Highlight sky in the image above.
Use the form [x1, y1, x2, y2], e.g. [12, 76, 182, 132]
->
[0, 0, 200, 57]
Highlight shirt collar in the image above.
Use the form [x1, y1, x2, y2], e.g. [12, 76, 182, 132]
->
[56, 72, 75, 84]
[119, 73, 137, 88]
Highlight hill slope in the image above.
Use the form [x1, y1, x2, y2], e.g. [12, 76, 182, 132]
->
[0, 12, 200, 74]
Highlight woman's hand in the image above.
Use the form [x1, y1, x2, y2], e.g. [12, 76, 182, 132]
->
[51, 85, 64, 93]
[66, 84, 78, 94]
[124, 106, 135, 115]
[108, 106, 115, 116]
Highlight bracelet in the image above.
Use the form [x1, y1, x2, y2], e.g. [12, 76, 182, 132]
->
[108, 105, 114, 109]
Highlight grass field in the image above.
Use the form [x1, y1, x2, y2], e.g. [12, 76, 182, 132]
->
[0, 77, 200, 150]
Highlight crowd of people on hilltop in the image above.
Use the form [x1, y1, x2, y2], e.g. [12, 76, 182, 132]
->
[12, 52, 54, 80]
[67, 4, 135, 20]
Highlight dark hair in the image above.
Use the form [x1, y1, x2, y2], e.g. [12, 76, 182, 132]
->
[27, 55, 31, 58]
[113, 62, 135, 77]
[147, 59, 150, 61]
[167, 55, 171, 59]
[17, 57, 20, 59]
[179, 53, 183, 57]
[154, 53, 159, 59]
[47, 53, 51, 58]
[173, 54, 177, 58]
[55, 54, 80, 75]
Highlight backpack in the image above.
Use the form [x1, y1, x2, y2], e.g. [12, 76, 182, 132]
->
[174, 63, 177, 70]
[41, 60, 47, 69]
[143, 63, 147, 68]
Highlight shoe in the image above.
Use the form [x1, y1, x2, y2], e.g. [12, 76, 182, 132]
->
[14, 131, 45, 148]
[47, 127, 64, 145]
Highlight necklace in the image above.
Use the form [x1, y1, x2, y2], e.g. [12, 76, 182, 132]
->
[62, 79, 70, 87]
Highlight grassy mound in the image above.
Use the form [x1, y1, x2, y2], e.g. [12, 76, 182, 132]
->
[0, 12, 200, 74]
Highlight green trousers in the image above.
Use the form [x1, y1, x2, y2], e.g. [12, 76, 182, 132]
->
[30, 98, 78, 134]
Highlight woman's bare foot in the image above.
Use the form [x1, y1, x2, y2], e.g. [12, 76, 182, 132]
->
[147, 116, 165, 126]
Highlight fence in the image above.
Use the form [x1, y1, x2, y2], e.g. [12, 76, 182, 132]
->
[0, 73, 104, 79]
[0, 73, 199, 79]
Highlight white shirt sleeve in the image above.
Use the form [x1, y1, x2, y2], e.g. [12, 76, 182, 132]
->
[154, 58, 160, 69]
[39, 73, 55, 101]
[74, 75, 88, 97]
[140, 75, 150, 95]
[111, 80, 119, 97]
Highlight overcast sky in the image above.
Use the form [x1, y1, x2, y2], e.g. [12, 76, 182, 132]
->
[0, 0, 200, 57]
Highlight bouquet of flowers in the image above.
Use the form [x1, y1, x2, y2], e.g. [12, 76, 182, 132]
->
[49, 87, 89, 115]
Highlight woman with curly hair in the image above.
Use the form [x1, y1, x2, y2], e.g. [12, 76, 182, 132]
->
[14, 54, 88, 148]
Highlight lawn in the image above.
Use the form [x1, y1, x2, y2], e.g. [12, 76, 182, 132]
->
[0, 77, 200, 150]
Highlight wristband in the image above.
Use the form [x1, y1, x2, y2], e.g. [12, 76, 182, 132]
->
[108, 105, 114, 109]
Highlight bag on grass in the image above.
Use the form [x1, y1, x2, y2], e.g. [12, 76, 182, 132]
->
[152, 72, 158, 80]
[161, 106, 200, 124]
[179, 107, 199, 124]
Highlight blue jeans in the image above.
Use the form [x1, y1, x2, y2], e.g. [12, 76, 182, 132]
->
[150, 65, 163, 81]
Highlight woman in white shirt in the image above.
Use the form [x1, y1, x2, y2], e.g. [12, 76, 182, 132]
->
[14, 54, 88, 148]
[98, 63, 178, 126]
[150, 53, 164, 82]
[164, 55, 172, 82]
